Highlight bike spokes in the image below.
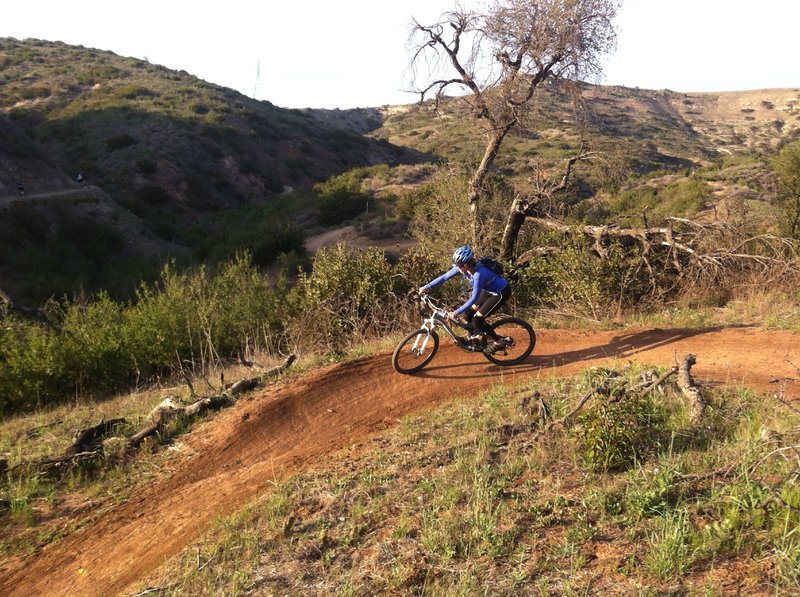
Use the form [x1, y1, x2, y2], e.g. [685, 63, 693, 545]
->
[392, 329, 440, 374]
[483, 318, 535, 365]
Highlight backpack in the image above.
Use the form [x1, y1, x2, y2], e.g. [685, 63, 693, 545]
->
[477, 256, 504, 277]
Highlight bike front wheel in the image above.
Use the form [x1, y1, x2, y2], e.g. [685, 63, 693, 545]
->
[484, 317, 535, 366]
[392, 329, 440, 374]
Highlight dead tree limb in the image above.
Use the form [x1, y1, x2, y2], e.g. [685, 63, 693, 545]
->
[128, 355, 297, 450]
[127, 394, 231, 450]
[677, 354, 707, 425]
[224, 354, 297, 397]
[7, 450, 102, 478]
[5, 354, 300, 477]
[498, 372, 620, 447]
[68, 418, 127, 454]
[631, 366, 679, 397]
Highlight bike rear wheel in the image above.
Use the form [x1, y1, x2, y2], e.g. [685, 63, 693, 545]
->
[392, 329, 440, 374]
[483, 317, 535, 366]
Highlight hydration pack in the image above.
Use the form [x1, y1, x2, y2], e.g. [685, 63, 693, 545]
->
[477, 256, 504, 277]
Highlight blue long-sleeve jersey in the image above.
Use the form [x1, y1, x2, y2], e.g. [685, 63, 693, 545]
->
[422, 265, 508, 315]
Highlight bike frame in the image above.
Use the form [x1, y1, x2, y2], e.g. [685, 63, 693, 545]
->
[414, 294, 478, 351]
[394, 291, 535, 374]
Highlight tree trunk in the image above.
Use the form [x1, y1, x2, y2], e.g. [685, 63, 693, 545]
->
[468, 125, 514, 246]
[500, 198, 528, 261]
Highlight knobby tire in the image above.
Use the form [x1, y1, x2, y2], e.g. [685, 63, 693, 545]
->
[483, 317, 536, 365]
[392, 329, 440, 374]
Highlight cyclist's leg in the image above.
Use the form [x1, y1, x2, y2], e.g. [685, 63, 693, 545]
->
[472, 290, 502, 340]
[464, 305, 477, 325]
[476, 286, 512, 344]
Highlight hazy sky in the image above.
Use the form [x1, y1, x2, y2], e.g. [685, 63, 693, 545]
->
[2, 0, 798, 109]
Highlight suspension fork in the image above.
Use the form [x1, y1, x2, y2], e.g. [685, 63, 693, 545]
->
[410, 317, 437, 353]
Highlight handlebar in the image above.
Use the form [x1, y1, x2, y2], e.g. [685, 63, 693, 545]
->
[409, 291, 442, 315]
[414, 292, 468, 327]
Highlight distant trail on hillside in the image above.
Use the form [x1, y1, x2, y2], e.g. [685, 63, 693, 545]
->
[1, 326, 798, 596]
[0, 185, 100, 212]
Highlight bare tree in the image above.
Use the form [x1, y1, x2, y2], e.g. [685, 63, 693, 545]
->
[408, 0, 620, 250]
[499, 141, 596, 259]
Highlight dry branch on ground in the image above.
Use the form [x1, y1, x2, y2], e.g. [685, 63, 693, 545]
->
[4, 355, 297, 480]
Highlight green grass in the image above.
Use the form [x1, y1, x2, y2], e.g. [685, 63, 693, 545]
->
[108, 370, 799, 595]
[3, 330, 800, 593]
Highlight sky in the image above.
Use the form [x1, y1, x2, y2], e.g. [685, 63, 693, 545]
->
[2, 0, 798, 110]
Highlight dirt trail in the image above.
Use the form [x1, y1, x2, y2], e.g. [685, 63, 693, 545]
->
[2, 326, 800, 596]
[0, 185, 100, 212]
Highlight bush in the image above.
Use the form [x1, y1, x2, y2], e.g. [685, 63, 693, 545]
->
[772, 141, 800, 237]
[312, 166, 394, 226]
[251, 221, 306, 266]
[106, 133, 137, 151]
[609, 179, 711, 219]
[407, 165, 512, 260]
[56, 217, 126, 260]
[0, 255, 289, 414]
[137, 158, 157, 175]
[136, 184, 171, 205]
[513, 232, 649, 320]
[291, 245, 399, 352]
[18, 86, 51, 100]
[577, 370, 665, 472]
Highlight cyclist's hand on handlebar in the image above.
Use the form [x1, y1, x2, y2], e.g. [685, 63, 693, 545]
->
[418, 286, 430, 295]
[447, 310, 459, 321]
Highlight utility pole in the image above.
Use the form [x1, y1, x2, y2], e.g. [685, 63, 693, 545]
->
[253, 60, 261, 100]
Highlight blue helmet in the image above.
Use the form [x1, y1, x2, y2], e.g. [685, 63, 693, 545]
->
[452, 245, 474, 266]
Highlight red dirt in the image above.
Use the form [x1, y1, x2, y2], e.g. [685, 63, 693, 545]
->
[2, 326, 800, 596]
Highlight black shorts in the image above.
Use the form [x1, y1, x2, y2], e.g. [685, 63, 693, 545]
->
[474, 284, 511, 317]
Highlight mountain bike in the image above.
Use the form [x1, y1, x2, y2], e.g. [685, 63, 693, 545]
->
[392, 292, 535, 374]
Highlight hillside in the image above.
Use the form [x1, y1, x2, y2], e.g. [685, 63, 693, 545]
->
[372, 83, 800, 175]
[0, 38, 424, 302]
[2, 38, 798, 304]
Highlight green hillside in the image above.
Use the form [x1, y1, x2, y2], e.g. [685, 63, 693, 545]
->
[2, 38, 799, 305]
[0, 39, 424, 302]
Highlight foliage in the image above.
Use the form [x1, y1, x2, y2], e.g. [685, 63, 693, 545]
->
[291, 245, 400, 352]
[608, 179, 712, 220]
[0, 206, 142, 304]
[513, 230, 657, 319]
[577, 369, 665, 471]
[250, 221, 306, 266]
[0, 255, 288, 413]
[406, 165, 512, 259]
[311, 166, 389, 225]
[772, 140, 800, 237]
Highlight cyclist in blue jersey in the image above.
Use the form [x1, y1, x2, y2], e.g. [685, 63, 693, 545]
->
[418, 245, 512, 355]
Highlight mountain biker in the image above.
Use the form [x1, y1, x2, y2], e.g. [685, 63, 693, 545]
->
[418, 245, 511, 355]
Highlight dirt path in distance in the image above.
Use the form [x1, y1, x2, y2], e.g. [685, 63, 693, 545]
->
[2, 326, 799, 596]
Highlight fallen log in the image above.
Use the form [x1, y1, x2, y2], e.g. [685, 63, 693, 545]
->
[128, 354, 298, 450]
[69, 418, 127, 454]
[127, 394, 231, 449]
[5, 355, 299, 478]
[225, 354, 297, 396]
[8, 450, 102, 478]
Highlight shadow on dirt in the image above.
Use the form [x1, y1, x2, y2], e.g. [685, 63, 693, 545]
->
[534, 326, 749, 367]
[417, 326, 753, 379]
